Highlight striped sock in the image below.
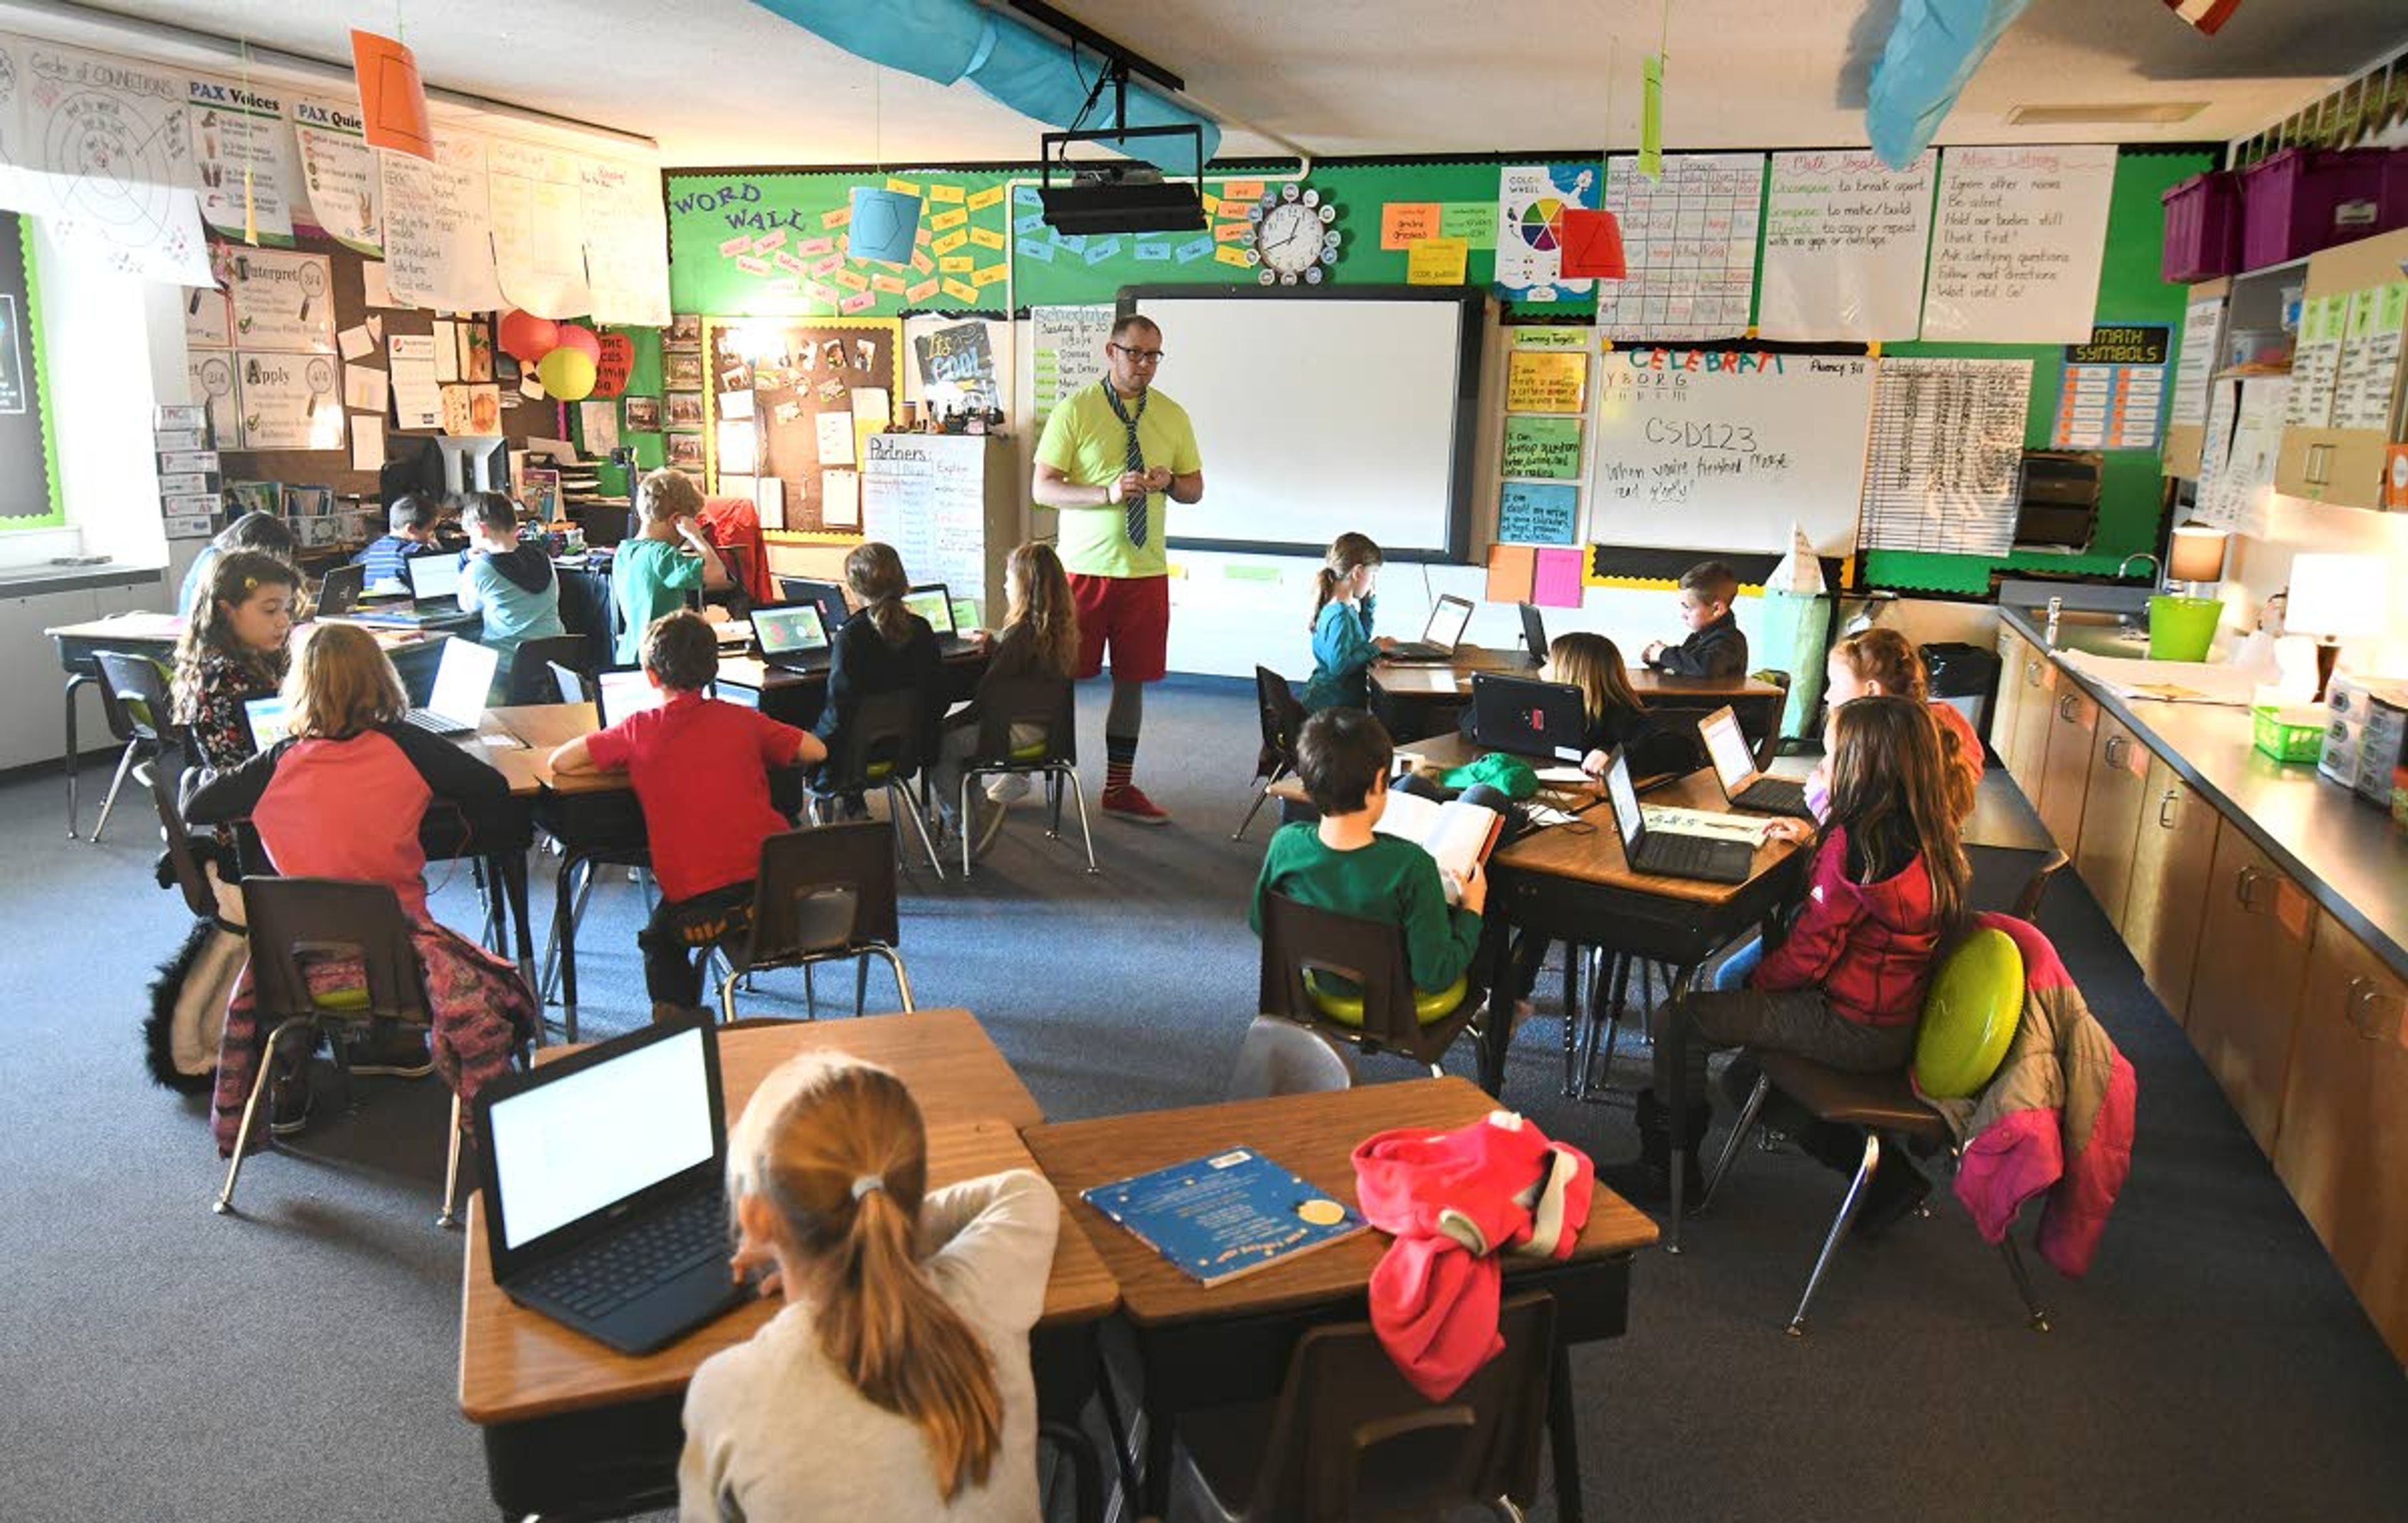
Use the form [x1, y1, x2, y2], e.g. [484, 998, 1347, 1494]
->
[1105, 733, 1137, 793]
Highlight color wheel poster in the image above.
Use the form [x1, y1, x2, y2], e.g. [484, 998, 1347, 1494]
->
[1494, 162, 1599, 303]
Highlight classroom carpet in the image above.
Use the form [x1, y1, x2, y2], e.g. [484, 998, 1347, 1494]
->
[4, 677, 2404, 1522]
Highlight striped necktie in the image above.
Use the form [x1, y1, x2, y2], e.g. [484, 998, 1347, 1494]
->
[1100, 381, 1149, 548]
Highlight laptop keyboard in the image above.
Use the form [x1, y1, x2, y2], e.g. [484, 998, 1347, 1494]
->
[522, 1191, 728, 1320]
[402, 708, 474, 736]
[1642, 831, 1738, 878]
[1737, 777, 1810, 814]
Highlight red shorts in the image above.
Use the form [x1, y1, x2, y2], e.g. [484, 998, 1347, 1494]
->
[1067, 572, 1169, 683]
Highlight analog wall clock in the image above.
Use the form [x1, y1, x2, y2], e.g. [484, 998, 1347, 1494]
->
[1244, 182, 1341, 286]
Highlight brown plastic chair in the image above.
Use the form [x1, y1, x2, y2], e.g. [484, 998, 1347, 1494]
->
[1257, 890, 1483, 1076]
[1171, 1291, 1558, 1522]
[1232, 666, 1307, 842]
[509, 635, 591, 705]
[1226, 1016, 1354, 1100]
[147, 756, 222, 922]
[952, 673, 1096, 877]
[808, 688, 945, 879]
[717, 821, 914, 1022]
[2012, 848, 2071, 920]
[216, 878, 504, 1228]
[88, 650, 175, 844]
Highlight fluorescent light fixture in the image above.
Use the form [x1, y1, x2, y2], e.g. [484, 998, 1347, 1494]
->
[2005, 102, 2208, 125]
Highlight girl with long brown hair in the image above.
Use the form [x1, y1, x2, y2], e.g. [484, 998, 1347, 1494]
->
[1603, 696, 1969, 1225]
[174, 549, 302, 768]
[932, 542, 1082, 855]
[1301, 532, 1393, 712]
[684, 1052, 1059, 1521]
[813, 541, 944, 805]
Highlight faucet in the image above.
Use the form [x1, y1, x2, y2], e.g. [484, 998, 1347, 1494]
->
[2117, 552, 2162, 584]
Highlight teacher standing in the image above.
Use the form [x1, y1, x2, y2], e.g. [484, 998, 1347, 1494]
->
[1032, 314, 1205, 825]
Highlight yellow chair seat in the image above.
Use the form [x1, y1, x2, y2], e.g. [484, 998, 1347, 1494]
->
[1912, 927, 2024, 1100]
[1305, 971, 1468, 1028]
[863, 761, 894, 782]
[1008, 740, 1048, 763]
[309, 984, 373, 1013]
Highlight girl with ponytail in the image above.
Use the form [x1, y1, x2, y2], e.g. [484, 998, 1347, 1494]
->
[681, 1052, 1060, 1522]
[1301, 531, 1393, 712]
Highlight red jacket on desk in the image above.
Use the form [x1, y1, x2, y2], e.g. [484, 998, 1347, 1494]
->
[1351, 1112, 1593, 1401]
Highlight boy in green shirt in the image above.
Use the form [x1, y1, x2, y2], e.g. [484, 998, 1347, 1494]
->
[611, 469, 732, 664]
[1249, 709, 1487, 992]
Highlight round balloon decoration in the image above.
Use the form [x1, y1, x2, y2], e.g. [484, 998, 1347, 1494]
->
[497, 309, 558, 363]
[536, 346, 598, 401]
[552, 324, 602, 362]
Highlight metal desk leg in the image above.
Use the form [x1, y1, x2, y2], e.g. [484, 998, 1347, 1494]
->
[1479, 912, 1517, 1097]
[1548, 1342, 1585, 1522]
[63, 672, 90, 837]
[500, 850, 535, 968]
[553, 852, 582, 1043]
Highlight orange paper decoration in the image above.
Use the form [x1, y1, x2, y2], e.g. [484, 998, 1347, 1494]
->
[351, 29, 433, 160]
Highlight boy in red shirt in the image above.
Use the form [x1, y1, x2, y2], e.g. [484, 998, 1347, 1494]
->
[550, 611, 826, 1021]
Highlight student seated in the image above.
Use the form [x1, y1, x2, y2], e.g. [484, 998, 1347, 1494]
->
[184, 622, 535, 1149]
[1249, 707, 1486, 994]
[1301, 532, 1393, 712]
[611, 470, 733, 665]
[178, 510, 297, 615]
[1603, 696, 1968, 1226]
[352, 493, 443, 590]
[1642, 559, 1749, 678]
[455, 490, 566, 703]
[815, 542, 944, 808]
[683, 1050, 1059, 1522]
[173, 550, 300, 769]
[547, 611, 825, 1023]
[1808, 627, 1982, 824]
[931, 541, 1078, 857]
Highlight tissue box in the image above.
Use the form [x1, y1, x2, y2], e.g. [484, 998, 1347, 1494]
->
[2255, 705, 2326, 763]
[2357, 693, 2408, 806]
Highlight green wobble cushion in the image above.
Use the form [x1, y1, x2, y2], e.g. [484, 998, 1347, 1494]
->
[1913, 927, 2024, 1100]
[1306, 972, 1468, 1029]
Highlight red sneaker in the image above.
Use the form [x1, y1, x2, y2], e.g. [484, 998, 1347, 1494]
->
[1100, 783, 1171, 825]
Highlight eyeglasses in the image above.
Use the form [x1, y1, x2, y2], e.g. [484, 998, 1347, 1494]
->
[1109, 344, 1165, 363]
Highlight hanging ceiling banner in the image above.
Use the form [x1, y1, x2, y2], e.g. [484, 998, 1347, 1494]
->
[291, 93, 381, 254]
[186, 73, 297, 244]
[580, 154, 670, 326]
[21, 45, 212, 284]
[380, 131, 504, 310]
[487, 135, 590, 317]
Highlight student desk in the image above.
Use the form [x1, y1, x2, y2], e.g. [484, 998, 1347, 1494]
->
[714, 642, 991, 730]
[458, 1012, 1118, 1521]
[1022, 1077, 1659, 1522]
[44, 612, 450, 836]
[1370, 644, 1789, 741]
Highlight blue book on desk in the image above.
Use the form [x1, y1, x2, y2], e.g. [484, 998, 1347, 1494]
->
[1081, 1148, 1367, 1287]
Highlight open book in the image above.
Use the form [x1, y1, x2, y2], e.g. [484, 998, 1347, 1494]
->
[1377, 791, 1506, 905]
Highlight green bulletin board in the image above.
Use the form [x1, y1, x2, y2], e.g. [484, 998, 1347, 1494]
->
[1, 214, 61, 529]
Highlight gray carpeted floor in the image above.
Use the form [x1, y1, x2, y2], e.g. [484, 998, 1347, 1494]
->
[6, 677, 2404, 1522]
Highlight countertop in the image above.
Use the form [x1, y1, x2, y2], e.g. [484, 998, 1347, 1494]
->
[2000, 604, 2408, 982]
[0, 562, 166, 598]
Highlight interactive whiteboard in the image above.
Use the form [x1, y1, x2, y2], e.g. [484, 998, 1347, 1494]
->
[1121, 287, 1482, 561]
[1587, 347, 1875, 557]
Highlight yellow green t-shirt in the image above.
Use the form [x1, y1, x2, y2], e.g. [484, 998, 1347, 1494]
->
[1034, 381, 1202, 579]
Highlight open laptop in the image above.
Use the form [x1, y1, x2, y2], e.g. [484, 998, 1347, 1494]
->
[1518, 602, 1549, 665]
[315, 562, 365, 619]
[1469, 672, 1590, 763]
[594, 665, 669, 726]
[903, 582, 981, 656]
[243, 695, 293, 751]
[1699, 704, 1814, 819]
[1383, 594, 1476, 663]
[774, 576, 850, 633]
[403, 550, 466, 607]
[401, 638, 500, 736]
[1602, 746, 1757, 884]
[752, 601, 833, 673]
[472, 1012, 744, 1356]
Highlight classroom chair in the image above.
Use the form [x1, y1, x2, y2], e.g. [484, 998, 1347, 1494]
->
[716, 821, 914, 1021]
[806, 688, 946, 880]
[1256, 890, 1485, 1077]
[547, 659, 590, 705]
[215, 877, 504, 1228]
[1226, 1016, 1354, 1100]
[1233, 666, 1307, 842]
[146, 756, 222, 924]
[509, 635, 591, 705]
[1746, 668, 1793, 768]
[87, 650, 176, 845]
[2010, 848, 2070, 920]
[951, 673, 1097, 878]
[1169, 1291, 1557, 1522]
[1696, 929, 2054, 1337]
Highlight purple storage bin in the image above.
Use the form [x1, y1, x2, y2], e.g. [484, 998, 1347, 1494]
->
[2241, 147, 2395, 268]
[2161, 171, 2240, 282]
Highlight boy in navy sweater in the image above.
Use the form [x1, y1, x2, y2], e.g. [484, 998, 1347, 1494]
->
[1643, 560, 1749, 678]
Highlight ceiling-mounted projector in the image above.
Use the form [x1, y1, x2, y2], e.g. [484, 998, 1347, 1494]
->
[1038, 124, 1207, 235]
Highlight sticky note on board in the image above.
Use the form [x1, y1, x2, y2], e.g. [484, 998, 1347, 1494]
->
[971, 264, 1008, 288]
[839, 291, 877, 315]
[1486, 544, 1537, 603]
[1221, 179, 1265, 201]
[1406, 238, 1468, 285]
[1381, 203, 1442, 250]
[966, 185, 1006, 211]
[834, 268, 870, 292]
[1497, 482, 1581, 545]
[1501, 415, 1582, 480]
[926, 182, 966, 204]
[820, 206, 852, 229]
[1532, 546, 1586, 609]
[940, 255, 975, 273]
[907, 278, 941, 302]
[1505, 350, 1587, 413]
[752, 229, 788, 253]
[1213, 245, 1255, 268]
[885, 177, 922, 196]
[929, 207, 969, 231]
[969, 226, 1006, 250]
[932, 229, 969, 255]
[870, 274, 906, 294]
[910, 249, 934, 273]
[1214, 222, 1251, 243]
[1439, 202, 1498, 247]
[1018, 239, 1058, 263]
[943, 277, 981, 304]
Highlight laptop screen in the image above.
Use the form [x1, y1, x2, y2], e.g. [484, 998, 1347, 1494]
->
[485, 1023, 717, 1251]
[902, 586, 954, 635]
[595, 668, 666, 726]
[405, 552, 465, 601]
[1421, 594, 1474, 650]
[1605, 748, 1645, 846]
[428, 640, 500, 723]
[1699, 707, 1758, 788]
[243, 696, 292, 749]
[753, 603, 828, 656]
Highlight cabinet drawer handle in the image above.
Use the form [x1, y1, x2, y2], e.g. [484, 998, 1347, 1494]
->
[2057, 693, 2076, 721]
[2104, 734, 2126, 768]
[2025, 659, 2041, 688]
[2158, 789, 2178, 830]
[2236, 865, 2263, 912]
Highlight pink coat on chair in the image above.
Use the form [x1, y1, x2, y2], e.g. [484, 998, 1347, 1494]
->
[1921, 914, 2137, 1278]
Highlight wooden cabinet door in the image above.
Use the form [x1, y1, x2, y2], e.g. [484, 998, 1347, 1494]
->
[2074, 714, 2150, 925]
[2272, 917, 2408, 1365]
[2034, 682, 2099, 852]
[2008, 650, 2057, 786]
[2120, 757, 2220, 1026]
[2184, 828, 2317, 1154]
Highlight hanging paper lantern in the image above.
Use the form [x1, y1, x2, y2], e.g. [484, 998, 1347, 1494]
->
[536, 345, 598, 401]
[497, 309, 558, 363]
[552, 324, 603, 362]
[593, 332, 635, 399]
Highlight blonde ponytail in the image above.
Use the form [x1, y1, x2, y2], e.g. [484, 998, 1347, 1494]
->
[1313, 532, 1383, 629]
